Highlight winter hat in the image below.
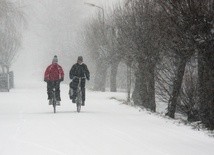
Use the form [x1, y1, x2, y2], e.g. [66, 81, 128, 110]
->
[77, 56, 83, 62]
[52, 55, 58, 63]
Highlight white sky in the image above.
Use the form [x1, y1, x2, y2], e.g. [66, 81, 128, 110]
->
[12, 0, 123, 82]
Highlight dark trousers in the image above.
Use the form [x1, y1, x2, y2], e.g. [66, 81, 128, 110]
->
[47, 81, 61, 101]
[70, 78, 86, 102]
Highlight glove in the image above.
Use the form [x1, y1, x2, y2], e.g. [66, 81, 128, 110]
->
[60, 77, 64, 82]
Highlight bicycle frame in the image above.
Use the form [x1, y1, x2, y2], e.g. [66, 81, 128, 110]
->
[73, 76, 86, 113]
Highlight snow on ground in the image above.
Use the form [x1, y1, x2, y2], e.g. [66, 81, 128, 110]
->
[0, 82, 214, 155]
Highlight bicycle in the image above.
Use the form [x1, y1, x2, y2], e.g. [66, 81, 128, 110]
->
[73, 77, 85, 113]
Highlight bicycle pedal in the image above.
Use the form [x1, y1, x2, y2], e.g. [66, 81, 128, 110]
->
[56, 101, 60, 105]
[49, 100, 52, 105]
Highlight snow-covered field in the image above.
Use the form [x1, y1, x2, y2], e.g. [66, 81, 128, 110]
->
[0, 82, 214, 155]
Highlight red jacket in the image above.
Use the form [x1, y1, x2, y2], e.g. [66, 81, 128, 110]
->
[44, 63, 64, 81]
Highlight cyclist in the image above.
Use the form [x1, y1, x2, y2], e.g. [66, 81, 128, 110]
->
[69, 56, 90, 106]
[44, 55, 64, 105]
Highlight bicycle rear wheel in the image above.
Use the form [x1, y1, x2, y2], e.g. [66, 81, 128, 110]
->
[52, 92, 56, 113]
[77, 103, 81, 113]
[76, 91, 82, 113]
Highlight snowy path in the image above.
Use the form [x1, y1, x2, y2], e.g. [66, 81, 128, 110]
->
[0, 82, 214, 155]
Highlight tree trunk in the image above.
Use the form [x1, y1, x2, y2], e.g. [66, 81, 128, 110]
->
[127, 63, 132, 102]
[166, 57, 188, 118]
[198, 43, 214, 129]
[146, 63, 156, 111]
[132, 71, 142, 106]
[110, 61, 120, 92]
[6, 66, 10, 91]
[94, 60, 108, 92]
[0, 65, 3, 73]
[132, 61, 156, 112]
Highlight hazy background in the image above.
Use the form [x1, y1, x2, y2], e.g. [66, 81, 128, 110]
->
[11, 0, 119, 84]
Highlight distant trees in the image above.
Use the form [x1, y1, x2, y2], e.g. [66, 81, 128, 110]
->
[82, 0, 214, 129]
[0, 0, 25, 73]
[82, 14, 109, 91]
[82, 10, 124, 92]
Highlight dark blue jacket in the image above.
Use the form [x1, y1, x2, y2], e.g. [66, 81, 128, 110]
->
[69, 63, 90, 80]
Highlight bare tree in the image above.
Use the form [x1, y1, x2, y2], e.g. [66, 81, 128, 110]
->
[0, 0, 25, 73]
[158, 0, 214, 129]
[114, 0, 167, 111]
[179, 57, 199, 121]
[81, 0, 213, 129]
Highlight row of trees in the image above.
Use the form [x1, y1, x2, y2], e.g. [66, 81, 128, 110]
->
[0, 0, 25, 74]
[81, 0, 214, 129]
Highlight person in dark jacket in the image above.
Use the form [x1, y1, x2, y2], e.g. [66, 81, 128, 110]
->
[69, 56, 90, 106]
[44, 55, 64, 105]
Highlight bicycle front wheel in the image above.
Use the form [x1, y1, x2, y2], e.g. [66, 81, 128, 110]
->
[53, 100, 56, 113]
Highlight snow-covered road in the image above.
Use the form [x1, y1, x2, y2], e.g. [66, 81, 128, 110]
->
[0, 82, 214, 155]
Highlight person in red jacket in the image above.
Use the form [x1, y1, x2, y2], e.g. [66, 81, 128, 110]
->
[44, 55, 64, 105]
